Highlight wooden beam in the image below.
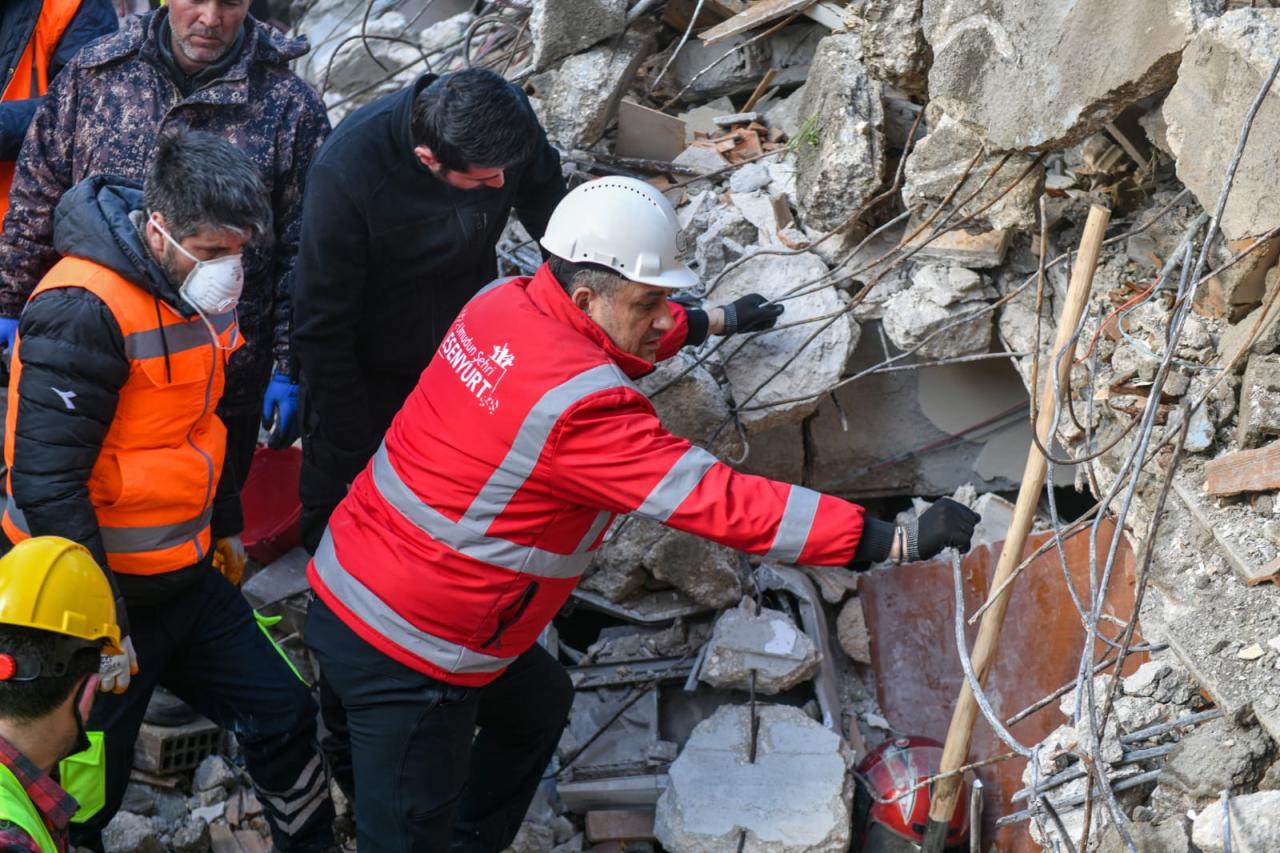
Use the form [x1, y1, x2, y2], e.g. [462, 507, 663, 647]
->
[699, 0, 815, 45]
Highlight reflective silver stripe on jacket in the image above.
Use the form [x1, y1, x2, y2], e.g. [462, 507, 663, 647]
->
[123, 311, 236, 360]
[312, 530, 513, 675]
[765, 486, 821, 563]
[464, 363, 634, 526]
[371, 446, 592, 579]
[5, 498, 209, 555]
[633, 445, 719, 522]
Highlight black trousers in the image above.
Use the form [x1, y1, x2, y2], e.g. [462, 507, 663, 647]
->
[73, 566, 333, 852]
[211, 410, 262, 539]
[298, 374, 415, 555]
[305, 597, 573, 853]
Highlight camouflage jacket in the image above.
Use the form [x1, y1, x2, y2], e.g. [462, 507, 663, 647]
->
[0, 10, 330, 413]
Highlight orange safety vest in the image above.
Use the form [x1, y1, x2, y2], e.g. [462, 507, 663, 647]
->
[0, 0, 85, 225]
[3, 255, 241, 575]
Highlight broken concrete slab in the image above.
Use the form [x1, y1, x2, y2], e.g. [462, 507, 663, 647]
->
[923, 0, 1213, 151]
[102, 812, 165, 853]
[836, 597, 871, 664]
[882, 264, 996, 359]
[903, 111, 1044, 232]
[971, 492, 1016, 548]
[654, 704, 853, 853]
[856, 0, 929, 99]
[666, 33, 770, 101]
[639, 350, 740, 457]
[1192, 790, 1280, 853]
[691, 202, 757, 279]
[904, 221, 1012, 269]
[762, 84, 807, 140]
[1237, 354, 1280, 449]
[529, 0, 626, 69]
[794, 33, 885, 232]
[1162, 716, 1276, 801]
[713, 251, 857, 432]
[699, 600, 818, 694]
[534, 26, 654, 149]
[1217, 270, 1280, 365]
[1165, 9, 1280, 241]
[582, 520, 668, 603]
[646, 530, 744, 610]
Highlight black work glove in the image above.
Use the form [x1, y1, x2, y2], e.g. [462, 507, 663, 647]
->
[904, 498, 981, 562]
[718, 294, 784, 335]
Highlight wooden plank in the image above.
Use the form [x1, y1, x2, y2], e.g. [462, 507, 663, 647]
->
[1204, 439, 1280, 497]
[616, 101, 687, 162]
[802, 1, 845, 29]
[1172, 476, 1279, 586]
[699, 0, 815, 45]
[662, 0, 746, 31]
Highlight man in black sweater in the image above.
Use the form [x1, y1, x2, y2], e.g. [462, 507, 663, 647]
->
[292, 68, 567, 557]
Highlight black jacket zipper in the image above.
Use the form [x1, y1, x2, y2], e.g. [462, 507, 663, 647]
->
[480, 580, 540, 649]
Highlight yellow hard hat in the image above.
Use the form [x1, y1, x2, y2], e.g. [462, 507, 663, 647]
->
[0, 537, 120, 650]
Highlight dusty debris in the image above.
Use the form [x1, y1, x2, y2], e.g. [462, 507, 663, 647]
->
[854, 0, 929, 98]
[1236, 354, 1280, 449]
[1191, 790, 1280, 852]
[654, 704, 853, 853]
[882, 264, 996, 359]
[529, 0, 627, 70]
[793, 32, 885, 232]
[1164, 9, 1280, 240]
[923, 0, 1211, 150]
[835, 597, 870, 665]
[699, 600, 818, 694]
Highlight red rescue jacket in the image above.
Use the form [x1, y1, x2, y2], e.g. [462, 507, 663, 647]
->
[308, 264, 868, 685]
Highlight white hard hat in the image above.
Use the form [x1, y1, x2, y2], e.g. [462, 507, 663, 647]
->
[541, 177, 699, 290]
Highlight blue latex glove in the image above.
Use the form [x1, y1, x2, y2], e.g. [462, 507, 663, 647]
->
[262, 372, 301, 449]
[0, 317, 18, 353]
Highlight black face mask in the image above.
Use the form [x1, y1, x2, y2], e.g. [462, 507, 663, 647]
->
[68, 676, 93, 758]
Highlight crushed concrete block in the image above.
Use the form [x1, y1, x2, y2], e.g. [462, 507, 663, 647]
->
[102, 812, 165, 853]
[507, 821, 557, 853]
[882, 265, 996, 359]
[672, 144, 730, 176]
[971, 492, 1015, 548]
[582, 520, 667, 603]
[1165, 10, 1280, 241]
[170, 818, 209, 853]
[730, 191, 785, 248]
[858, 0, 929, 98]
[692, 204, 757, 279]
[1140, 98, 1174, 157]
[1192, 790, 1280, 853]
[700, 601, 819, 694]
[1219, 270, 1280, 367]
[924, 0, 1212, 150]
[836, 597, 871, 665]
[762, 84, 807, 140]
[639, 350, 739, 457]
[529, 0, 626, 69]
[655, 705, 853, 853]
[1195, 238, 1280, 321]
[729, 162, 773, 195]
[1236, 354, 1280, 449]
[714, 252, 858, 432]
[904, 221, 1012, 269]
[1122, 660, 1171, 698]
[794, 33, 885, 232]
[193, 754, 237, 793]
[647, 530, 743, 609]
[535, 26, 654, 148]
[667, 34, 770, 101]
[903, 110, 1044, 232]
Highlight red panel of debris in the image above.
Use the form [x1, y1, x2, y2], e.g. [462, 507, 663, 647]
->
[860, 520, 1141, 851]
[241, 445, 303, 564]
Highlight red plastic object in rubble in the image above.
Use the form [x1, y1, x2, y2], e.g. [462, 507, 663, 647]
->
[240, 445, 302, 564]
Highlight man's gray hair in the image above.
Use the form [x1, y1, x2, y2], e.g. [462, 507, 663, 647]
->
[548, 256, 627, 300]
[143, 129, 272, 241]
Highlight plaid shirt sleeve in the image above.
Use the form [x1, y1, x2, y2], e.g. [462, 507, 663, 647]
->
[0, 821, 45, 853]
[0, 735, 76, 853]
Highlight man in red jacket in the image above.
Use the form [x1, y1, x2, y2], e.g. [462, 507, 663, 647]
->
[305, 177, 979, 852]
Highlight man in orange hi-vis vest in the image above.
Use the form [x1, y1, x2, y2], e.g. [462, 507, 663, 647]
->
[3, 129, 334, 852]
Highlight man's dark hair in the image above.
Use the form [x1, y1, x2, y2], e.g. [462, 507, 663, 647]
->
[0, 625, 98, 723]
[411, 69, 541, 173]
[144, 129, 272, 241]
[549, 256, 626, 301]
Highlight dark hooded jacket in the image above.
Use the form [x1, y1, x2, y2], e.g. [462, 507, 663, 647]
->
[8, 175, 213, 613]
[0, 0, 117, 159]
[0, 8, 330, 413]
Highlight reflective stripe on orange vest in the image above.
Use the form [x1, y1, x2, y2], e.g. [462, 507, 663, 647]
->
[1, 0, 86, 226]
[3, 256, 239, 575]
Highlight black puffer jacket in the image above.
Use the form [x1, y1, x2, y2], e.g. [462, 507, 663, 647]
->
[8, 175, 214, 616]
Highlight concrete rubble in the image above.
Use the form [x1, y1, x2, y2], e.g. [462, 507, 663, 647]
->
[699, 600, 819, 694]
[147, 0, 1280, 848]
[654, 705, 853, 853]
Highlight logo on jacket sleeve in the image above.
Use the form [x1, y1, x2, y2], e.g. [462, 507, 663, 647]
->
[439, 315, 513, 413]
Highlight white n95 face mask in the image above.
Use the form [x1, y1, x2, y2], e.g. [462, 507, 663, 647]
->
[151, 214, 244, 315]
